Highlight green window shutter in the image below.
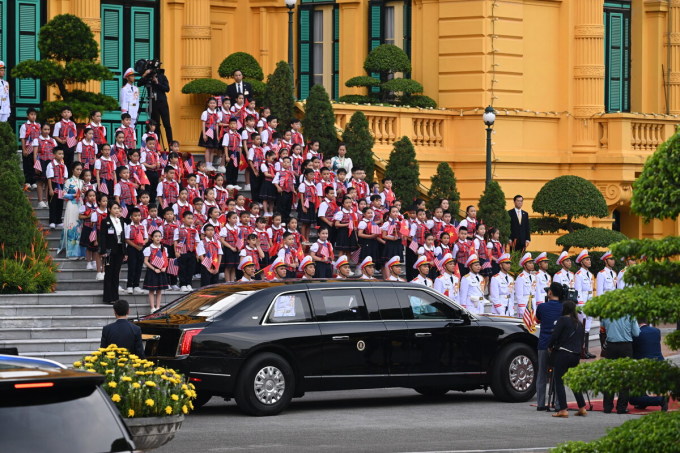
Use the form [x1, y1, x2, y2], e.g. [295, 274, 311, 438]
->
[332, 6, 339, 100]
[15, 0, 40, 104]
[299, 7, 311, 99]
[368, 1, 383, 93]
[0, 0, 6, 63]
[101, 4, 123, 100]
[403, 0, 412, 59]
[604, 3, 630, 113]
[131, 7, 155, 64]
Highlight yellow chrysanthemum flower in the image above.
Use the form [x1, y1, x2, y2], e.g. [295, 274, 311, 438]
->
[108, 381, 117, 388]
[145, 399, 155, 407]
[181, 384, 188, 390]
[128, 409, 135, 417]
[84, 356, 94, 362]
[145, 381, 156, 387]
[189, 401, 194, 410]
[73, 361, 82, 367]
[132, 383, 141, 389]
[92, 351, 102, 356]
[182, 405, 188, 414]
[100, 362, 108, 366]
[171, 394, 179, 401]
[165, 406, 173, 415]
[135, 371, 145, 376]
[111, 394, 121, 403]
[122, 376, 132, 382]
[105, 369, 114, 374]
[129, 354, 139, 360]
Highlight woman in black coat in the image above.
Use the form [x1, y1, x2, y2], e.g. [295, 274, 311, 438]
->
[548, 300, 588, 418]
[99, 202, 126, 304]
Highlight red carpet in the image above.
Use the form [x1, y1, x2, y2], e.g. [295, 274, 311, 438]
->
[532, 398, 678, 415]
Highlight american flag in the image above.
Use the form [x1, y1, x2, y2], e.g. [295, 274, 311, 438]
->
[523, 296, 537, 333]
[160, 197, 168, 209]
[201, 255, 213, 270]
[120, 203, 128, 218]
[434, 252, 445, 272]
[236, 230, 244, 249]
[66, 130, 77, 148]
[183, 159, 193, 173]
[350, 246, 362, 264]
[98, 182, 109, 195]
[89, 228, 97, 242]
[408, 240, 419, 254]
[318, 243, 331, 260]
[167, 259, 179, 276]
[205, 128, 214, 139]
[33, 159, 42, 172]
[368, 223, 382, 235]
[150, 249, 166, 269]
[159, 154, 168, 167]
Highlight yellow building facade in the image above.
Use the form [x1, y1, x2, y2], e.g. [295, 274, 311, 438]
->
[3, 0, 678, 250]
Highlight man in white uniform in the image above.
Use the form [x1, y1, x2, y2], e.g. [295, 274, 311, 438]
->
[574, 249, 595, 359]
[534, 252, 552, 304]
[489, 253, 514, 316]
[459, 255, 487, 315]
[433, 253, 460, 304]
[120, 68, 140, 125]
[514, 252, 536, 318]
[0, 62, 10, 122]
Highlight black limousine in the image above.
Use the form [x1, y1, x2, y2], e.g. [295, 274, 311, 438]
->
[136, 281, 538, 416]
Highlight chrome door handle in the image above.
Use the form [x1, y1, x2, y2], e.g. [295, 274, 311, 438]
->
[332, 335, 350, 341]
[414, 332, 432, 338]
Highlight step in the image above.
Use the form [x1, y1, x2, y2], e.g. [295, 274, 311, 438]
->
[0, 315, 117, 329]
[21, 350, 94, 366]
[0, 327, 102, 340]
[56, 278, 200, 291]
[0, 290, 183, 305]
[0, 303, 151, 317]
[0, 338, 101, 353]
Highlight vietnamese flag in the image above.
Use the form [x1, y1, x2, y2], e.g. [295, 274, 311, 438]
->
[261, 263, 276, 281]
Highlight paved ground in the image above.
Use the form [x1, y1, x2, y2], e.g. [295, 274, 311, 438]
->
[163, 388, 633, 453]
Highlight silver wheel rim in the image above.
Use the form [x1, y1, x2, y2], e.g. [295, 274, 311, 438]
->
[253, 365, 285, 405]
[508, 355, 534, 392]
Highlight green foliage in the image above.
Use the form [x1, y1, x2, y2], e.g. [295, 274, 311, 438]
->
[583, 285, 680, 323]
[631, 129, 680, 221]
[363, 44, 412, 75]
[263, 61, 296, 134]
[345, 76, 381, 88]
[381, 78, 423, 95]
[552, 411, 680, 453]
[0, 257, 57, 294]
[426, 163, 460, 213]
[385, 137, 420, 205]
[532, 175, 609, 223]
[556, 228, 627, 249]
[623, 260, 680, 287]
[0, 122, 21, 172]
[477, 181, 511, 244]
[301, 84, 339, 158]
[246, 78, 267, 103]
[37, 91, 118, 123]
[402, 95, 437, 109]
[37, 14, 98, 62]
[531, 217, 587, 234]
[181, 78, 228, 95]
[341, 111, 375, 183]
[611, 236, 680, 262]
[217, 52, 264, 81]
[337, 95, 374, 104]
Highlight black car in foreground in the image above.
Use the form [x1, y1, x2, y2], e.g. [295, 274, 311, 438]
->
[137, 281, 538, 416]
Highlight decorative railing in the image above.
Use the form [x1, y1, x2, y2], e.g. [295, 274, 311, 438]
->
[596, 113, 677, 153]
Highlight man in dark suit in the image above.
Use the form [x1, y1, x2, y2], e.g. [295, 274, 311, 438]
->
[629, 320, 668, 410]
[225, 69, 253, 104]
[100, 300, 145, 358]
[508, 194, 531, 252]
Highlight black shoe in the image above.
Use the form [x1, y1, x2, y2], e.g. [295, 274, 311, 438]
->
[616, 409, 630, 414]
[584, 352, 596, 359]
[603, 409, 612, 414]
[634, 405, 647, 410]
[661, 397, 669, 412]
[537, 406, 548, 411]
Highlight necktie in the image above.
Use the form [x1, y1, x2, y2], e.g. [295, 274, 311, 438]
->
[238, 83, 242, 94]
[517, 210, 522, 224]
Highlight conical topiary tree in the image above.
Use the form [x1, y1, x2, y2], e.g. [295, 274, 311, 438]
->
[477, 180, 511, 243]
[11, 14, 116, 121]
[302, 84, 339, 158]
[426, 162, 460, 214]
[385, 137, 419, 206]
[263, 61, 296, 134]
[342, 111, 375, 183]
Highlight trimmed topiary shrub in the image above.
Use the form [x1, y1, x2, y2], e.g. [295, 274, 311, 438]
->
[342, 111, 375, 183]
[478, 181, 511, 244]
[556, 227, 627, 250]
[302, 84, 339, 158]
[531, 217, 588, 234]
[402, 95, 438, 109]
[533, 175, 609, 231]
[426, 162, 460, 214]
[345, 76, 381, 88]
[263, 61, 296, 134]
[364, 44, 412, 77]
[181, 78, 229, 95]
[337, 95, 374, 104]
[385, 137, 420, 206]
[381, 78, 423, 95]
[217, 52, 264, 81]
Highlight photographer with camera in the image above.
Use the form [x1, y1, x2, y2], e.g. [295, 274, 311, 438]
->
[535, 282, 565, 411]
[135, 59, 173, 144]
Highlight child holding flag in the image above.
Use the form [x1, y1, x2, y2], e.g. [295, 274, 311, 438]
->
[143, 230, 170, 311]
[197, 224, 223, 287]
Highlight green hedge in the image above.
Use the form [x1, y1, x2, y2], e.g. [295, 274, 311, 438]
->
[345, 76, 381, 88]
[181, 78, 228, 95]
[556, 228, 628, 250]
[337, 95, 375, 104]
[531, 217, 588, 234]
[402, 95, 437, 109]
[382, 78, 423, 94]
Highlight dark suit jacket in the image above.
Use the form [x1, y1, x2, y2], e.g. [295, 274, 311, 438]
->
[100, 319, 145, 357]
[633, 325, 664, 360]
[225, 81, 253, 104]
[508, 209, 531, 249]
[99, 216, 127, 255]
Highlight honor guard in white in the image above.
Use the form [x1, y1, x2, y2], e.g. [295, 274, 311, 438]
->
[596, 250, 618, 295]
[358, 256, 376, 279]
[489, 253, 514, 316]
[553, 251, 574, 288]
[120, 68, 140, 125]
[237, 256, 256, 282]
[616, 257, 637, 289]
[534, 252, 552, 304]
[411, 256, 433, 287]
[434, 253, 460, 304]
[270, 257, 288, 281]
[299, 255, 316, 279]
[385, 256, 405, 282]
[334, 255, 352, 279]
[459, 255, 487, 314]
[514, 252, 536, 318]
[574, 249, 595, 358]
[0, 61, 10, 122]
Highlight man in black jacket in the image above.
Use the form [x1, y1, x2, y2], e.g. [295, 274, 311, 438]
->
[225, 70, 253, 104]
[145, 69, 173, 143]
[508, 194, 531, 252]
[100, 300, 145, 358]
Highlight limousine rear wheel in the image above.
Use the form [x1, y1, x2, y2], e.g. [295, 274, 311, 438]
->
[234, 352, 295, 416]
[490, 343, 536, 402]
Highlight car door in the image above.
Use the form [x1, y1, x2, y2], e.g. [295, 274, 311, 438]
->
[309, 288, 389, 389]
[398, 288, 483, 379]
[368, 287, 411, 386]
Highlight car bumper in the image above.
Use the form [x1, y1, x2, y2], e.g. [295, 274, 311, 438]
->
[156, 356, 244, 396]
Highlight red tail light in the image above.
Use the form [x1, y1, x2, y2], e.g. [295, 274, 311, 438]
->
[15, 382, 54, 389]
[178, 328, 204, 356]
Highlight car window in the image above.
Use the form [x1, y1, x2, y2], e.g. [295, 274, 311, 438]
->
[319, 290, 369, 322]
[372, 288, 404, 320]
[405, 290, 459, 320]
[267, 292, 313, 323]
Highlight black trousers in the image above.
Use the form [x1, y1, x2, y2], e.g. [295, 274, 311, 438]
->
[103, 246, 125, 303]
[60, 145, 76, 170]
[603, 342, 633, 412]
[146, 171, 159, 203]
[177, 251, 196, 287]
[164, 244, 177, 286]
[48, 192, 64, 224]
[314, 261, 332, 278]
[552, 350, 586, 411]
[276, 191, 294, 223]
[126, 247, 144, 288]
[151, 99, 173, 144]
[22, 153, 35, 185]
[225, 153, 239, 185]
[406, 247, 418, 281]
[248, 169, 263, 202]
[200, 266, 219, 287]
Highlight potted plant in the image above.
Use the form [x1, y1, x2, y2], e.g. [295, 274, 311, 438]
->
[74, 344, 196, 451]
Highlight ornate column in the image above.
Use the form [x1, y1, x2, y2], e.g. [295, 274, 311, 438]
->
[572, 0, 605, 153]
[181, 0, 212, 83]
[668, 0, 680, 113]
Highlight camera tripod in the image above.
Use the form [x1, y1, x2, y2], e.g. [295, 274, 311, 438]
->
[545, 364, 593, 412]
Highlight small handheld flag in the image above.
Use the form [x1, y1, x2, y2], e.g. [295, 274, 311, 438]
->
[167, 259, 179, 276]
[33, 159, 42, 172]
[98, 182, 109, 195]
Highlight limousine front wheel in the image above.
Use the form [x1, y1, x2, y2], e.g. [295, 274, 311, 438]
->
[234, 352, 295, 416]
[490, 343, 536, 403]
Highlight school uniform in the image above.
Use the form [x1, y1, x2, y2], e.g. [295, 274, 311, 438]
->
[452, 239, 474, 277]
[255, 228, 272, 268]
[117, 124, 138, 150]
[273, 168, 296, 223]
[317, 197, 339, 243]
[267, 225, 285, 258]
[407, 220, 430, 281]
[45, 159, 68, 225]
[474, 235, 492, 277]
[162, 220, 179, 286]
[198, 109, 222, 149]
[174, 225, 200, 288]
[143, 244, 170, 291]
[53, 119, 77, 168]
[381, 219, 404, 263]
[32, 136, 57, 181]
[114, 178, 137, 217]
[358, 219, 381, 268]
[156, 179, 180, 209]
[297, 180, 318, 225]
[79, 202, 98, 250]
[214, 185, 229, 208]
[277, 245, 298, 279]
[487, 240, 504, 276]
[127, 162, 148, 190]
[94, 157, 116, 195]
[349, 178, 369, 201]
[197, 237, 223, 286]
[75, 139, 98, 170]
[120, 83, 140, 124]
[99, 215, 126, 304]
[458, 217, 478, 237]
[219, 224, 240, 268]
[111, 143, 128, 167]
[310, 240, 334, 278]
[90, 121, 107, 146]
[248, 146, 265, 202]
[124, 223, 148, 289]
[333, 208, 358, 252]
[259, 162, 278, 201]
[221, 130, 242, 184]
[417, 244, 439, 280]
[20, 121, 41, 185]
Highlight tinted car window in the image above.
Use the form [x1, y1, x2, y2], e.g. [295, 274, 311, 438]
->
[151, 286, 258, 320]
[318, 290, 369, 321]
[372, 288, 404, 320]
[267, 292, 313, 323]
[404, 290, 460, 320]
